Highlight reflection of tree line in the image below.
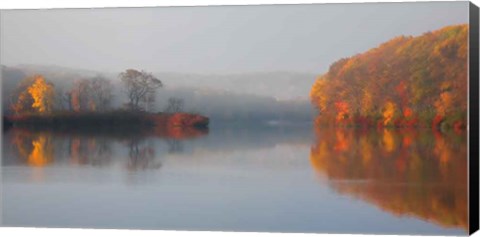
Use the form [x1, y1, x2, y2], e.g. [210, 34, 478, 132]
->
[69, 137, 112, 167]
[8, 129, 191, 170]
[125, 138, 160, 171]
[310, 128, 467, 231]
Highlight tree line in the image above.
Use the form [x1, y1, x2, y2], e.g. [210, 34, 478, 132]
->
[9, 69, 185, 115]
[310, 24, 468, 130]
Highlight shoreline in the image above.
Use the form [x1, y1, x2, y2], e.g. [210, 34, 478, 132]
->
[2, 111, 210, 139]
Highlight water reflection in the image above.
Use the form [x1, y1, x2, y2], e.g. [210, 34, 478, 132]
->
[310, 128, 467, 231]
[69, 137, 113, 166]
[165, 139, 184, 154]
[126, 138, 160, 171]
[5, 127, 208, 170]
[10, 130, 54, 167]
[2, 125, 468, 234]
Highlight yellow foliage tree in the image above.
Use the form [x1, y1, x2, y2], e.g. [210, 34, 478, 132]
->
[360, 90, 373, 117]
[434, 91, 453, 116]
[382, 101, 396, 125]
[10, 77, 36, 115]
[27, 76, 55, 113]
[310, 77, 329, 112]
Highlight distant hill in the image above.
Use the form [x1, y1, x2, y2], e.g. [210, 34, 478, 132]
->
[1, 65, 316, 101]
[310, 24, 468, 130]
[154, 71, 317, 101]
[11, 64, 102, 78]
[1, 65, 314, 122]
[1, 66, 27, 113]
[152, 87, 314, 123]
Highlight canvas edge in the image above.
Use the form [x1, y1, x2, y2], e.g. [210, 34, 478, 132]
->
[469, 1, 480, 235]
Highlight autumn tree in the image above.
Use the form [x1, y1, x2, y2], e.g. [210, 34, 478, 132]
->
[28, 76, 55, 113]
[62, 91, 73, 111]
[90, 76, 114, 112]
[119, 69, 163, 111]
[70, 79, 93, 112]
[53, 86, 73, 111]
[310, 24, 468, 130]
[164, 97, 185, 113]
[11, 75, 55, 114]
[10, 76, 36, 115]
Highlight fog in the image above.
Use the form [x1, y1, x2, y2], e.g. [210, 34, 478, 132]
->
[1, 65, 315, 121]
[0, 2, 468, 74]
[0, 2, 469, 121]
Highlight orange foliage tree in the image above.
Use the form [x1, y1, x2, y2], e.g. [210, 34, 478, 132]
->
[11, 75, 55, 114]
[310, 25, 468, 130]
[28, 76, 55, 113]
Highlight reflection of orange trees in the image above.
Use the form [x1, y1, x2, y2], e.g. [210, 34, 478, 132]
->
[310, 128, 467, 230]
[68, 137, 113, 166]
[28, 136, 54, 166]
[147, 113, 209, 139]
[7, 125, 205, 169]
[11, 129, 54, 167]
[155, 126, 208, 140]
[70, 138, 100, 165]
[126, 139, 160, 171]
[9, 129, 113, 167]
[70, 138, 82, 164]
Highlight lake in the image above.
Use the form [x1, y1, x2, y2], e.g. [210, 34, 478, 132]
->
[0, 123, 468, 235]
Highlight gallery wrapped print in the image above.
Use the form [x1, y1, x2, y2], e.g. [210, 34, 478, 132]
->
[0, 1, 479, 236]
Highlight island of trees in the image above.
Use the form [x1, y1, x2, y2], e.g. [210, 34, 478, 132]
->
[3, 69, 209, 134]
[310, 24, 468, 131]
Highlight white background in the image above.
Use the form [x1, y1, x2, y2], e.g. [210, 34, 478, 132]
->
[0, 0, 479, 237]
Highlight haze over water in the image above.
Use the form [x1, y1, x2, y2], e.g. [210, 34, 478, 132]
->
[1, 124, 467, 235]
[0, 2, 470, 235]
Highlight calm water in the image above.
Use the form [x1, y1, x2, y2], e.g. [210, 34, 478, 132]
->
[0, 123, 468, 235]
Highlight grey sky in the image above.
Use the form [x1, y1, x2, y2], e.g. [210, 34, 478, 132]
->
[0, 2, 469, 74]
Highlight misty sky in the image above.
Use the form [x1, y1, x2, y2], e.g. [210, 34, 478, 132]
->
[0, 2, 469, 74]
